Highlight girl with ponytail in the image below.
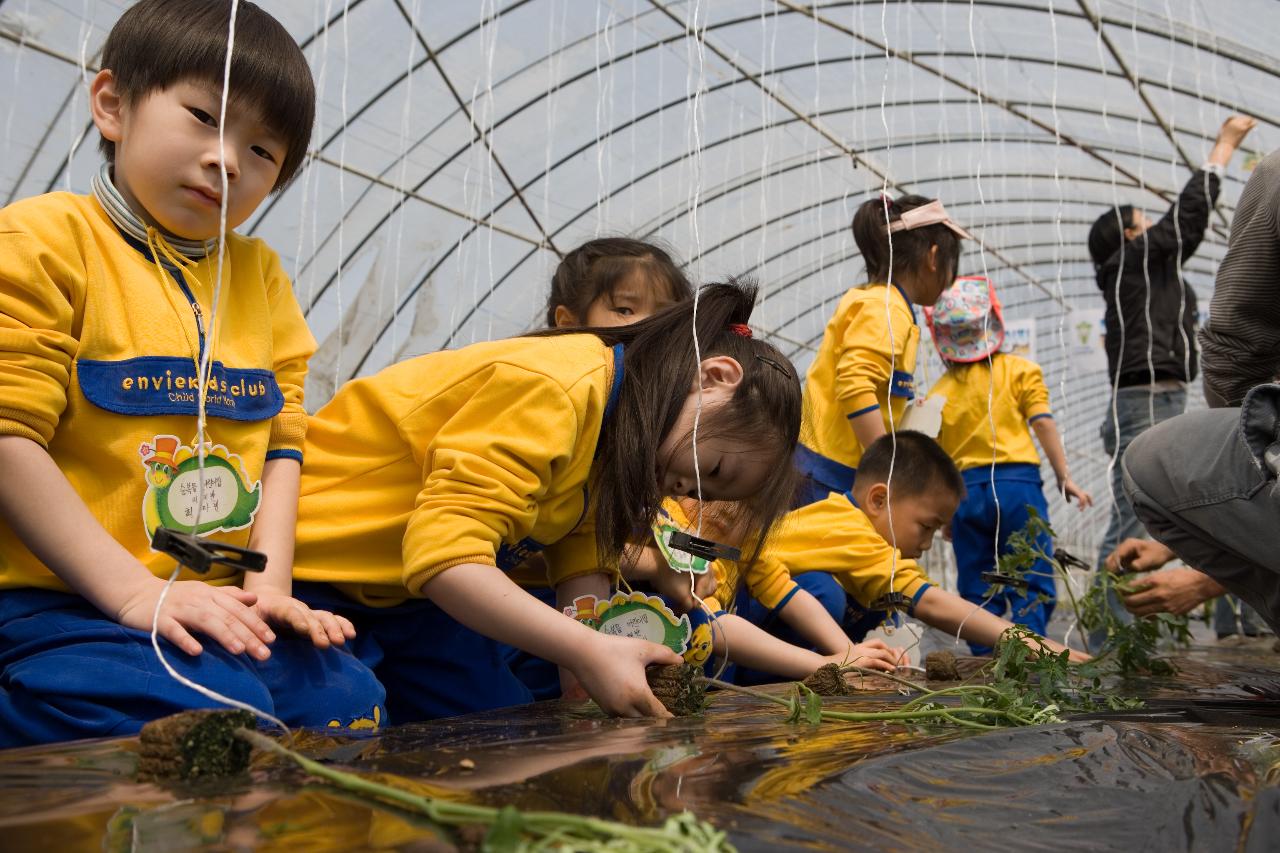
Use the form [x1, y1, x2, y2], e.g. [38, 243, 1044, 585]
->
[290, 281, 801, 721]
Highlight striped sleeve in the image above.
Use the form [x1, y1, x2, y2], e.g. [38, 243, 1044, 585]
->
[1199, 151, 1280, 408]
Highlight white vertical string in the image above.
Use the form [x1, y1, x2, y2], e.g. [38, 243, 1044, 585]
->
[388, 0, 422, 356]
[149, 1, 288, 734]
[879, 0, 901, 592]
[333, 0, 350, 381]
[3, 0, 32, 174]
[64, 0, 92, 191]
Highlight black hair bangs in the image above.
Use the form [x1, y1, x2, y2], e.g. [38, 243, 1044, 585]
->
[100, 0, 315, 189]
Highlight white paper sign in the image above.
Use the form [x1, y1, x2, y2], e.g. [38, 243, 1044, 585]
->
[1000, 318, 1037, 362]
[1069, 308, 1108, 373]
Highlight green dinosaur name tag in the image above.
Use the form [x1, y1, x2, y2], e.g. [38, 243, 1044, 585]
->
[653, 521, 710, 575]
[568, 592, 692, 656]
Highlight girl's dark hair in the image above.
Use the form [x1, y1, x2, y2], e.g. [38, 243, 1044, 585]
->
[851, 194, 963, 285]
[1087, 204, 1136, 268]
[544, 238, 693, 327]
[98, 0, 315, 190]
[535, 281, 801, 569]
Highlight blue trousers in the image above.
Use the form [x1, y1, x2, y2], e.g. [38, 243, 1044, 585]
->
[294, 581, 532, 724]
[952, 464, 1055, 654]
[0, 588, 385, 747]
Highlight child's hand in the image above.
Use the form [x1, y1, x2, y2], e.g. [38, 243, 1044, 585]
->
[571, 633, 682, 717]
[251, 590, 355, 649]
[1217, 115, 1257, 148]
[833, 639, 910, 673]
[114, 576, 275, 659]
[1035, 636, 1091, 664]
[1061, 478, 1093, 509]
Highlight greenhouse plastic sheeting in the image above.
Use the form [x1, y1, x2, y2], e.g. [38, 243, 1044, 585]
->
[2, 641, 1279, 851]
[3, 0, 1279, 556]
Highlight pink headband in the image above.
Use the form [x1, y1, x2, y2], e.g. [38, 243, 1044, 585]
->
[886, 198, 974, 241]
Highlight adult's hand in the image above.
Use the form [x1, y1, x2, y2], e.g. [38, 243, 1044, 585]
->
[1105, 538, 1176, 574]
[1119, 568, 1225, 617]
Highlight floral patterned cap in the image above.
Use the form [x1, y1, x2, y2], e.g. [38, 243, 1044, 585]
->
[924, 276, 1005, 363]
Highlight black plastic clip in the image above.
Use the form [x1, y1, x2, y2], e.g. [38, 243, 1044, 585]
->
[667, 532, 741, 563]
[1055, 549, 1090, 571]
[981, 571, 1029, 591]
[869, 592, 909, 612]
[151, 527, 267, 575]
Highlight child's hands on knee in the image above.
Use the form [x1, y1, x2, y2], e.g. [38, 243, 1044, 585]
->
[571, 634, 682, 718]
[114, 576, 275, 660]
[250, 590, 356, 649]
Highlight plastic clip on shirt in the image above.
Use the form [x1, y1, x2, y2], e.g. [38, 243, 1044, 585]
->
[150, 527, 267, 576]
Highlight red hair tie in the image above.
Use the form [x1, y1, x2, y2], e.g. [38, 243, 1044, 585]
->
[729, 323, 752, 338]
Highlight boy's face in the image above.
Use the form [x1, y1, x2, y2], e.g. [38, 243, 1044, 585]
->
[92, 73, 285, 240]
[860, 481, 960, 559]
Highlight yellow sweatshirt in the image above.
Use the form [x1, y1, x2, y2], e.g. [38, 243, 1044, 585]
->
[800, 284, 920, 484]
[292, 335, 624, 606]
[928, 352, 1052, 471]
[720, 491, 930, 615]
[0, 192, 315, 590]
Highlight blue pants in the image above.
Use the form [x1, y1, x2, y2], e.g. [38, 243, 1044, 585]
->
[294, 581, 533, 723]
[794, 445, 855, 509]
[952, 465, 1055, 654]
[0, 588, 385, 747]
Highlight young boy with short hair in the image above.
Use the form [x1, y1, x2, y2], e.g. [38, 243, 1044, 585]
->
[734, 432, 1087, 664]
[0, 0, 383, 746]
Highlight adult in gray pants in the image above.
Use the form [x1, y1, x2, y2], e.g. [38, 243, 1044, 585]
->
[1122, 385, 1280, 635]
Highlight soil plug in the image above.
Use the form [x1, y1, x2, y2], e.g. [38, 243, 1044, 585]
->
[137, 709, 257, 782]
[646, 663, 708, 716]
[802, 663, 851, 696]
[925, 651, 961, 682]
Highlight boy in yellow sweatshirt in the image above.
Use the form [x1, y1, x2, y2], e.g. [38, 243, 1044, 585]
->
[0, 0, 382, 746]
[925, 277, 1092, 652]
[737, 432, 1087, 666]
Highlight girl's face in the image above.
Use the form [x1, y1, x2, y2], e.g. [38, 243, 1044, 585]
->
[557, 272, 675, 328]
[655, 357, 773, 501]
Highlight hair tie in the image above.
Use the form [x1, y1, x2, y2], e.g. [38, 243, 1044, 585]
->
[729, 323, 752, 338]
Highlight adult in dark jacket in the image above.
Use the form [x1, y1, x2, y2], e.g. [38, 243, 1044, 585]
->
[1087, 115, 1255, 567]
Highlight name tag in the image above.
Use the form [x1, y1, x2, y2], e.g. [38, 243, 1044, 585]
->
[78, 356, 284, 421]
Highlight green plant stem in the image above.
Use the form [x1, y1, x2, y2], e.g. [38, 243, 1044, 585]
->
[698, 677, 1021, 730]
[235, 728, 727, 852]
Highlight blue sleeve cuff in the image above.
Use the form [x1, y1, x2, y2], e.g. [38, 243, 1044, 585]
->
[906, 582, 931, 616]
[770, 584, 802, 615]
[265, 449, 303, 464]
[848, 403, 881, 419]
[1028, 413, 1054, 424]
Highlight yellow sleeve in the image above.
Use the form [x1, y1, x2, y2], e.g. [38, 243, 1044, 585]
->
[743, 551, 799, 611]
[0, 222, 83, 445]
[541, 510, 616, 587]
[834, 298, 910, 417]
[261, 247, 317, 459]
[400, 364, 581, 595]
[1016, 359, 1052, 422]
[703, 557, 735, 614]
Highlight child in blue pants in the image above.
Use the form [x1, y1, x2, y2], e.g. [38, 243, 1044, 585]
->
[925, 277, 1092, 653]
[0, 0, 383, 746]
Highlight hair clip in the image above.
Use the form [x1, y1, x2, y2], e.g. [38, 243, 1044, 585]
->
[729, 323, 752, 338]
[755, 354, 793, 378]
